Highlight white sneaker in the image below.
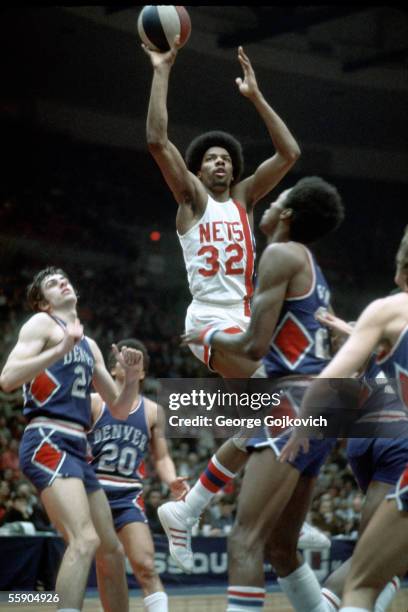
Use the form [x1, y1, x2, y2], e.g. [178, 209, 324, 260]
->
[158, 501, 197, 573]
[298, 521, 331, 549]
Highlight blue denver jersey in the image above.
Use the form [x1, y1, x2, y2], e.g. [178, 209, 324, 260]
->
[88, 396, 150, 492]
[23, 317, 95, 429]
[263, 247, 331, 377]
[377, 325, 408, 409]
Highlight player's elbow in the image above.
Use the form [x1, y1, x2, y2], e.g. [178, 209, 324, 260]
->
[285, 144, 301, 164]
[0, 371, 16, 393]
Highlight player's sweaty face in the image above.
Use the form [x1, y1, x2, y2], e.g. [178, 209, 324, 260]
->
[199, 147, 233, 187]
[259, 188, 292, 235]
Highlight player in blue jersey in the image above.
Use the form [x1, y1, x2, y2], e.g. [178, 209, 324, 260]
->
[88, 338, 189, 612]
[297, 312, 405, 612]
[177, 177, 345, 610]
[281, 228, 408, 612]
[0, 267, 143, 612]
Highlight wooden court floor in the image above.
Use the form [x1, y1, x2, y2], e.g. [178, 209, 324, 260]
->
[1, 590, 407, 611]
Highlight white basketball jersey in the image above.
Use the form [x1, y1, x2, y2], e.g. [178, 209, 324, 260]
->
[177, 195, 255, 313]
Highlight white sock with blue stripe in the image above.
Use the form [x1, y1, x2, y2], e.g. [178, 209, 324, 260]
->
[227, 586, 265, 611]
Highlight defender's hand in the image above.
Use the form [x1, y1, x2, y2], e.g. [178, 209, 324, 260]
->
[279, 431, 310, 463]
[57, 318, 83, 357]
[113, 346, 144, 381]
[170, 477, 190, 500]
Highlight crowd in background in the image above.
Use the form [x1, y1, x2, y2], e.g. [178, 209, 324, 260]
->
[0, 392, 362, 539]
[1, 126, 404, 542]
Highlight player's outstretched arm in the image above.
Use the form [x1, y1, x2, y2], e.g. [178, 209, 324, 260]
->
[149, 403, 190, 500]
[280, 299, 392, 463]
[0, 314, 82, 392]
[90, 341, 144, 420]
[233, 46, 301, 209]
[143, 37, 205, 211]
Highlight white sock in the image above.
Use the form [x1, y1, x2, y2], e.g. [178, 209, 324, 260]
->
[144, 591, 168, 611]
[183, 454, 236, 517]
[227, 586, 265, 611]
[322, 587, 341, 611]
[339, 608, 370, 612]
[58, 609, 81, 612]
[374, 576, 400, 612]
[277, 562, 327, 612]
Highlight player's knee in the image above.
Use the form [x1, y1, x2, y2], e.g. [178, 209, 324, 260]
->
[99, 532, 125, 558]
[131, 553, 157, 584]
[70, 527, 100, 560]
[96, 537, 125, 573]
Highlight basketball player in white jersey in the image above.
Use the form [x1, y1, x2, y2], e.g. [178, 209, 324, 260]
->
[143, 38, 300, 378]
[142, 40, 336, 573]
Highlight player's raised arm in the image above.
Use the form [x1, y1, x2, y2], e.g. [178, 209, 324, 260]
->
[89, 340, 143, 420]
[0, 314, 82, 392]
[143, 37, 206, 211]
[232, 47, 300, 209]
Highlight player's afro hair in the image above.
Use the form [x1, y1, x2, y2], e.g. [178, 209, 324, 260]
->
[284, 176, 345, 244]
[396, 225, 408, 276]
[185, 131, 244, 184]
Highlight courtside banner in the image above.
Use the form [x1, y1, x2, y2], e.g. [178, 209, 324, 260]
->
[156, 377, 408, 439]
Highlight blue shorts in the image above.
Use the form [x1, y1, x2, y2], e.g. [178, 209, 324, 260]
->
[387, 464, 408, 513]
[247, 431, 336, 477]
[104, 488, 148, 531]
[347, 437, 408, 493]
[19, 417, 101, 494]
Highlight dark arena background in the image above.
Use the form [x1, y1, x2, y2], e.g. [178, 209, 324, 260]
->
[0, 6, 407, 611]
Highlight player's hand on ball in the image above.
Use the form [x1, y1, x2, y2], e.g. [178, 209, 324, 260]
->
[141, 35, 181, 68]
[235, 46, 260, 99]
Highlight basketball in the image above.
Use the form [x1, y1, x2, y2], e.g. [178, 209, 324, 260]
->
[137, 5, 191, 52]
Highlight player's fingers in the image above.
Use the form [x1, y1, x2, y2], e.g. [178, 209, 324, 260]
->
[172, 34, 181, 49]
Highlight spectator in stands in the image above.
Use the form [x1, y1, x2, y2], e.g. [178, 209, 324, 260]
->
[144, 488, 165, 535]
[0, 480, 11, 523]
[206, 495, 236, 536]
